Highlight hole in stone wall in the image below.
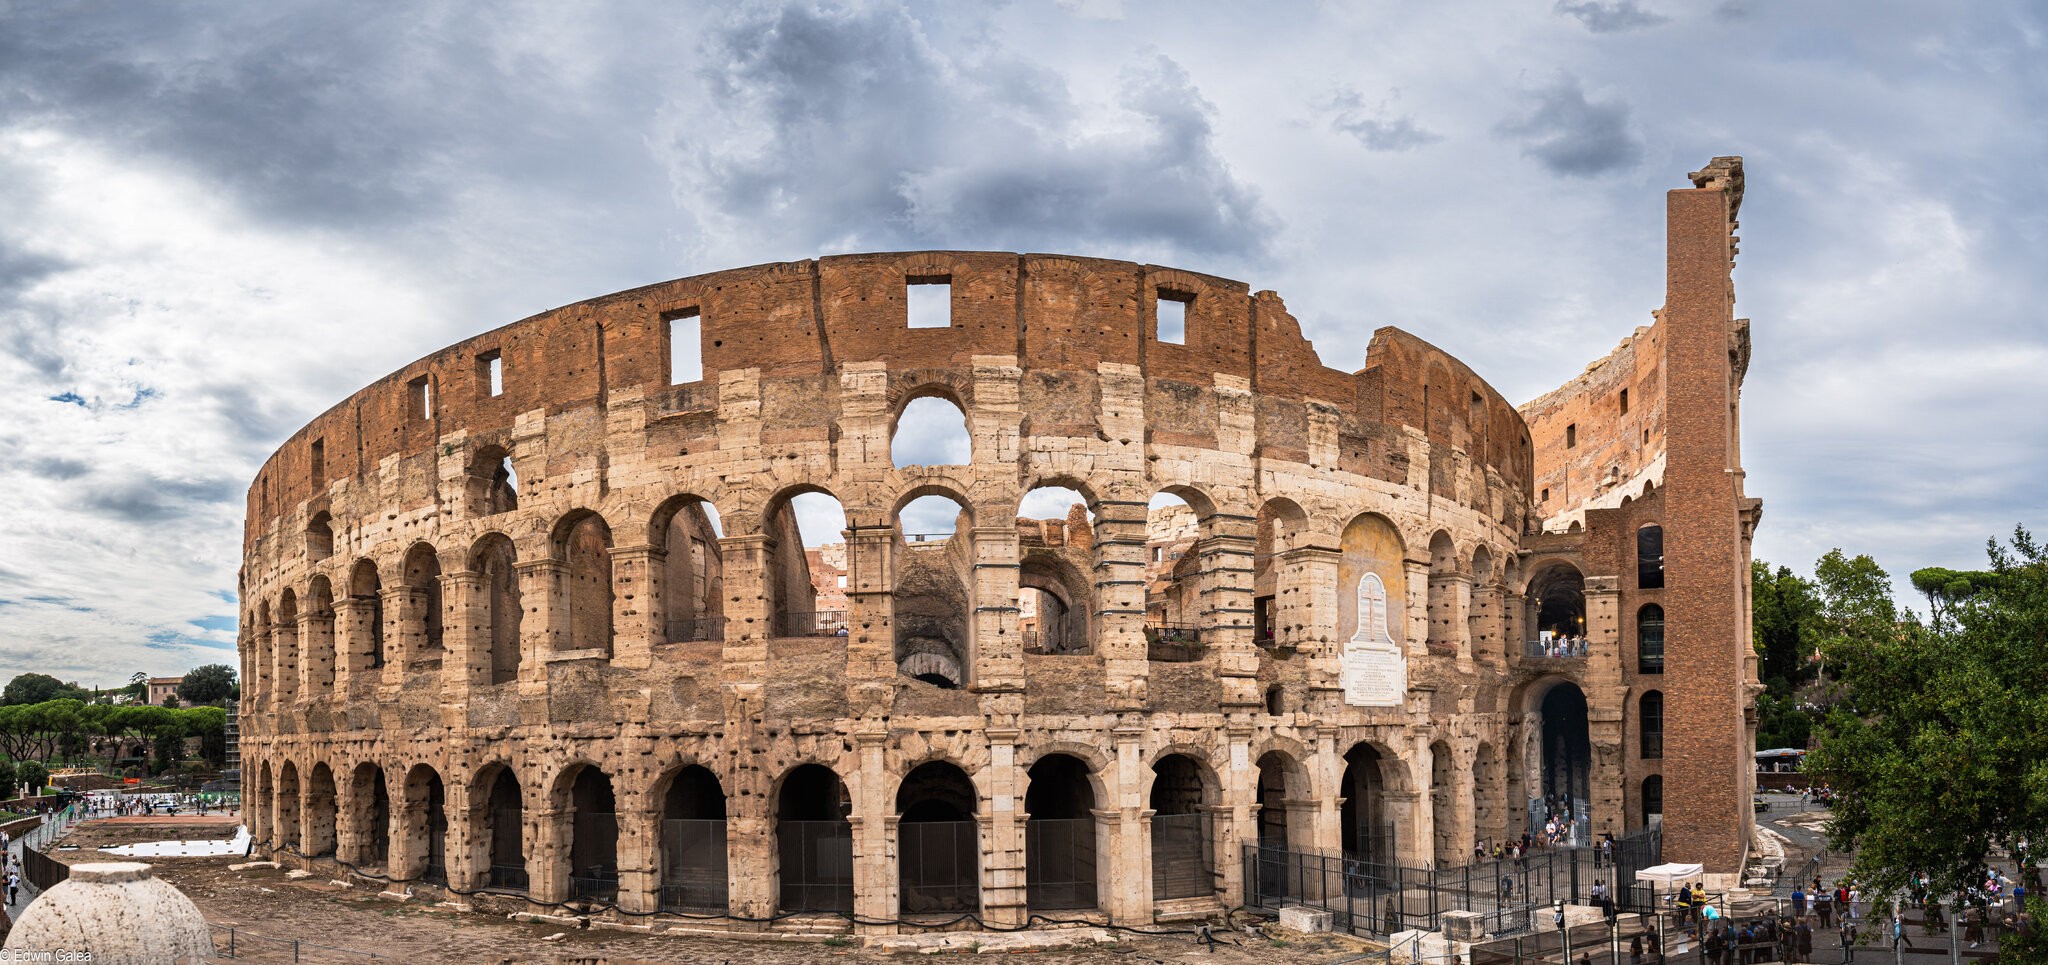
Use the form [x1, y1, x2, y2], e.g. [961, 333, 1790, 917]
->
[1156, 292, 1188, 345]
[668, 311, 703, 384]
[478, 350, 503, 398]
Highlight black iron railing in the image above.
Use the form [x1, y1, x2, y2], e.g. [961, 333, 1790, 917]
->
[778, 610, 848, 637]
[666, 616, 726, 643]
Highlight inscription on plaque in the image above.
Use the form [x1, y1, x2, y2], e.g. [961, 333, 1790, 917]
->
[1341, 571, 1407, 707]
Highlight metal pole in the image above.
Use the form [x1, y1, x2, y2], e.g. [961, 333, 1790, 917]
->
[1949, 899, 1959, 965]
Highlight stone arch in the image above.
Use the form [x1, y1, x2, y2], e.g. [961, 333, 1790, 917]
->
[305, 576, 335, 692]
[891, 389, 972, 468]
[465, 443, 519, 516]
[1253, 748, 1311, 855]
[400, 763, 449, 884]
[1339, 513, 1407, 645]
[1024, 752, 1100, 912]
[650, 493, 725, 644]
[252, 760, 274, 847]
[894, 485, 975, 688]
[1019, 548, 1091, 654]
[774, 762, 853, 913]
[306, 510, 334, 562]
[896, 759, 981, 914]
[1429, 739, 1459, 866]
[552, 762, 619, 900]
[304, 761, 338, 857]
[1252, 497, 1309, 647]
[1468, 544, 1498, 661]
[1016, 741, 1113, 804]
[349, 558, 385, 669]
[1526, 559, 1587, 647]
[349, 761, 391, 869]
[760, 485, 845, 638]
[1339, 740, 1404, 864]
[471, 762, 526, 892]
[274, 589, 300, 702]
[275, 759, 302, 853]
[654, 763, 729, 912]
[469, 532, 523, 684]
[551, 509, 614, 656]
[1474, 741, 1508, 851]
[1149, 752, 1217, 900]
[402, 541, 445, 659]
[1514, 676, 1592, 834]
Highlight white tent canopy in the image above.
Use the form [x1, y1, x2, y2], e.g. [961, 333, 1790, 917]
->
[1635, 863, 1705, 889]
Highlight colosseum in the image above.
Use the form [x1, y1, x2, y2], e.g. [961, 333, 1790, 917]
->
[237, 158, 1760, 934]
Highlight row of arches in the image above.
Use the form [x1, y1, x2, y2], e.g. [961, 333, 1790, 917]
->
[248, 727, 1568, 918]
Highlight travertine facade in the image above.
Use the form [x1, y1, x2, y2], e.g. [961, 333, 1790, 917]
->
[238, 160, 1759, 932]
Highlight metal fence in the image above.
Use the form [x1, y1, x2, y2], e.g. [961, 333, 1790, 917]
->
[1146, 625, 1205, 662]
[777, 610, 848, 637]
[659, 817, 728, 912]
[899, 820, 977, 913]
[778, 819, 854, 912]
[1026, 817, 1098, 910]
[665, 616, 726, 643]
[1151, 812, 1214, 900]
[211, 921, 384, 960]
[1245, 826, 1662, 938]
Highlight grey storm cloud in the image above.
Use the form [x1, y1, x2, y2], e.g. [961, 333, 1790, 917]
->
[1328, 89, 1443, 152]
[1494, 74, 1643, 177]
[1554, 0, 1669, 33]
[80, 474, 239, 524]
[675, 3, 1275, 258]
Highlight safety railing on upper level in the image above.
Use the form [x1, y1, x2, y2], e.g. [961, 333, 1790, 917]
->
[777, 609, 848, 637]
[1526, 637, 1590, 660]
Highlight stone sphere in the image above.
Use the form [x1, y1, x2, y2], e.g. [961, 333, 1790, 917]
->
[3, 862, 212, 963]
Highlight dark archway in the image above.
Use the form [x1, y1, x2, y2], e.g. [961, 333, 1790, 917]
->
[556, 513, 614, 655]
[1642, 776, 1664, 825]
[1538, 682, 1592, 836]
[1149, 754, 1214, 900]
[776, 764, 853, 913]
[304, 762, 338, 857]
[352, 763, 390, 869]
[659, 765, 729, 912]
[472, 534, 523, 684]
[480, 766, 525, 891]
[402, 765, 448, 885]
[1340, 744, 1394, 866]
[1528, 563, 1586, 654]
[896, 761, 980, 914]
[276, 761, 302, 851]
[563, 765, 619, 901]
[1024, 754, 1098, 911]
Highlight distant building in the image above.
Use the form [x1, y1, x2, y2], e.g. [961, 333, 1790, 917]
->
[147, 676, 185, 706]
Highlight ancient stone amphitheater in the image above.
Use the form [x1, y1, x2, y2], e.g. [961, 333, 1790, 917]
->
[239, 160, 1759, 934]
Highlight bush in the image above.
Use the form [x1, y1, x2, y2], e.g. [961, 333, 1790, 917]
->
[0, 759, 16, 794]
[15, 759, 49, 792]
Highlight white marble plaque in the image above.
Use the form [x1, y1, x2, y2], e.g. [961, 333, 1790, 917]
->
[1341, 643, 1406, 707]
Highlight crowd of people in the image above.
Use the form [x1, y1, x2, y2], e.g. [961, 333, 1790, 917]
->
[1536, 633, 1591, 658]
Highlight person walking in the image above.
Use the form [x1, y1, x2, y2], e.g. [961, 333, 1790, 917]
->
[1797, 918, 1814, 962]
[7, 869, 19, 906]
[1840, 919, 1859, 964]
[1793, 886, 1808, 920]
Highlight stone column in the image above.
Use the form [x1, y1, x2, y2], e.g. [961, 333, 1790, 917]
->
[513, 559, 562, 684]
[980, 732, 1027, 927]
[331, 597, 373, 692]
[1095, 502, 1150, 712]
[1402, 559, 1431, 660]
[1387, 788, 1431, 868]
[441, 569, 484, 701]
[1216, 725, 1255, 905]
[969, 524, 1023, 692]
[300, 605, 335, 697]
[269, 622, 298, 707]
[446, 778, 483, 892]
[1106, 728, 1151, 924]
[380, 585, 419, 686]
[1583, 577, 1627, 838]
[1203, 516, 1261, 712]
[528, 804, 567, 904]
[390, 771, 427, 881]
[843, 522, 895, 718]
[715, 530, 773, 923]
[336, 773, 369, 867]
[615, 802, 660, 915]
[609, 543, 661, 670]
[851, 729, 895, 933]
[1284, 547, 1344, 717]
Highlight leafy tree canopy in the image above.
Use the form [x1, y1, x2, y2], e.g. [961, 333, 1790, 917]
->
[1908, 566, 2006, 621]
[177, 664, 236, 706]
[1806, 527, 2048, 901]
[2, 673, 83, 706]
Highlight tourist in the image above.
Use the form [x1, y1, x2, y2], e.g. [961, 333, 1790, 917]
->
[1796, 918, 1813, 962]
[1630, 933, 1644, 965]
[1815, 886, 1834, 927]
[1840, 920, 1859, 964]
[1848, 884, 1863, 921]
[1792, 885, 1807, 920]
[7, 869, 18, 905]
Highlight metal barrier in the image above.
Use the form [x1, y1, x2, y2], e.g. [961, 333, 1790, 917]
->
[665, 616, 727, 643]
[778, 819, 854, 912]
[1151, 812, 1214, 900]
[211, 921, 383, 960]
[899, 820, 978, 913]
[777, 610, 848, 637]
[658, 817, 728, 912]
[1025, 817, 1098, 910]
[1245, 826, 1662, 938]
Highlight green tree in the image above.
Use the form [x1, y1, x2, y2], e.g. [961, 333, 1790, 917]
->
[1751, 560, 1822, 690]
[176, 664, 236, 706]
[1907, 566, 2005, 622]
[2, 673, 80, 706]
[0, 759, 15, 796]
[1806, 527, 2048, 907]
[15, 759, 49, 792]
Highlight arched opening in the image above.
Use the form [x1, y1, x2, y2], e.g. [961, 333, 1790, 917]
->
[250, 601, 272, 703]
[1527, 563, 1586, 658]
[1024, 754, 1098, 911]
[306, 577, 335, 692]
[1536, 681, 1592, 839]
[1144, 492, 1203, 658]
[480, 766, 526, 891]
[1640, 691, 1664, 760]
[1641, 776, 1663, 826]
[466, 445, 519, 516]
[654, 496, 725, 643]
[1339, 514, 1407, 648]
[776, 764, 853, 913]
[307, 511, 333, 562]
[1018, 485, 1095, 656]
[1426, 531, 1458, 654]
[252, 762, 274, 847]
[275, 590, 300, 702]
[276, 761, 302, 852]
[1469, 545, 1497, 660]
[658, 765, 729, 913]
[555, 513, 614, 655]
[304, 762, 338, 857]
[1430, 741, 1458, 866]
[892, 394, 971, 468]
[1637, 604, 1665, 674]
[1249, 750, 1307, 907]
[350, 559, 385, 670]
[1252, 498, 1307, 648]
[403, 542, 444, 661]
[563, 765, 619, 901]
[402, 765, 448, 885]
[895, 490, 973, 687]
[471, 534, 523, 684]
[352, 763, 390, 869]
[1149, 753, 1215, 900]
[896, 761, 980, 914]
[765, 490, 848, 637]
[1637, 524, 1664, 589]
[1341, 744, 1394, 867]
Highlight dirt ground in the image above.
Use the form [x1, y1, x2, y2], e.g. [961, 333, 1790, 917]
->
[41, 817, 1380, 964]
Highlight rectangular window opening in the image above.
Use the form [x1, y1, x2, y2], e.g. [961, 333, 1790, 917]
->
[478, 350, 504, 398]
[1619, 388, 1630, 415]
[907, 278, 951, 329]
[1565, 423, 1577, 448]
[309, 439, 325, 486]
[668, 311, 703, 384]
[409, 376, 433, 420]
[1156, 292, 1189, 345]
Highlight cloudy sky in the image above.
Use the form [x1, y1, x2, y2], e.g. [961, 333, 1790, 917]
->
[2, 1, 2043, 686]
